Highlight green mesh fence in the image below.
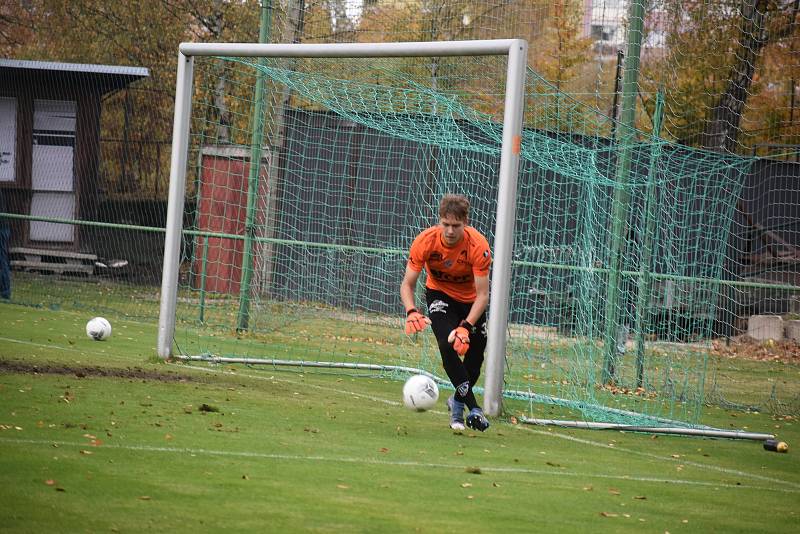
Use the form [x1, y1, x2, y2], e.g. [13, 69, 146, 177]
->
[150, 54, 756, 428]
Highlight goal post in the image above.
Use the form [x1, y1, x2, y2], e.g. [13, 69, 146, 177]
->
[157, 39, 529, 417]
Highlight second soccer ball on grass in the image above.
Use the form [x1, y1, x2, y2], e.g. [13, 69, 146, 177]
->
[402, 374, 439, 411]
[86, 317, 112, 341]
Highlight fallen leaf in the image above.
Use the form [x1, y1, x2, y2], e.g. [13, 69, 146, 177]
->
[44, 479, 56, 486]
[379, 447, 389, 453]
[461, 483, 473, 488]
[634, 495, 647, 500]
[465, 466, 482, 474]
[138, 496, 151, 500]
[336, 484, 349, 490]
[599, 512, 618, 517]
[583, 485, 593, 491]
[242, 474, 249, 480]
[79, 450, 93, 455]
[609, 488, 620, 495]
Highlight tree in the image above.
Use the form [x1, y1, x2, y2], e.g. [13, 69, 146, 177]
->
[702, 0, 800, 153]
[641, 0, 800, 153]
[0, 0, 266, 197]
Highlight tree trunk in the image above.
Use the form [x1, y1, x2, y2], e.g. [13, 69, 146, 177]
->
[702, 0, 767, 153]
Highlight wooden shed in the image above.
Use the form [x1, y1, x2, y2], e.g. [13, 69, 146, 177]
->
[0, 59, 148, 272]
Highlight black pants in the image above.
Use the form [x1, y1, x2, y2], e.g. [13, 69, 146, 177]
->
[425, 289, 487, 410]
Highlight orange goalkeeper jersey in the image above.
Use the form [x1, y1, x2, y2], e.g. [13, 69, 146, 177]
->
[407, 226, 492, 303]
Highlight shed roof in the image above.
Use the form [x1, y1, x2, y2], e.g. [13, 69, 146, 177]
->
[0, 58, 149, 94]
[0, 58, 149, 77]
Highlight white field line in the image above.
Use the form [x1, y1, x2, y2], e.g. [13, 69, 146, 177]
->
[178, 363, 800, 491]
[0, 436, 798, 495]
[0, 336, 85, 353]
[513, 425, 800, 490]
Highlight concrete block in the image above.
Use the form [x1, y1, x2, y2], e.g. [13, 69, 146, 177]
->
[785, 320, 800, 343]
[747, 315, 784, 341]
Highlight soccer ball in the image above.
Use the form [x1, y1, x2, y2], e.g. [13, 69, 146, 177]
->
[85, 317, 112, 341]
[402, 374, 439, 411]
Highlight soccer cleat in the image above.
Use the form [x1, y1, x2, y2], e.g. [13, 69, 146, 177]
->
[447, 395, 466, 431]
[466, 407, 490, 432]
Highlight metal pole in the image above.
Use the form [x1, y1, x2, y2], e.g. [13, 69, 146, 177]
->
[179, 39, 522, 58]
[157, 52, 194, 358]
[602, 0, 646, 384]
[236, 2, 273, 330]
[484, 39, 528, 417]
[199, 235, 208, 323]
[634, 88, 664, 387]
[521, 418, 775, 441]
[609, 49, 623, 138]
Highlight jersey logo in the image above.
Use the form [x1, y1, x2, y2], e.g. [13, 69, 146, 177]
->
[429, 269, 471, 283]
[483, 250, 489, 258]
[429, 252, 443, 261]
[443, 259, 453, 268]
[428, 299, 449, 314]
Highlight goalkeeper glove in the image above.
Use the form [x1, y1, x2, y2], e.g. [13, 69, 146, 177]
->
[405, 308, 431, 335]
[448, 320, 473, 357]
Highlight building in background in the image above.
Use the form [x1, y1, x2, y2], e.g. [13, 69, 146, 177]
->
[0, 59, 148, 270]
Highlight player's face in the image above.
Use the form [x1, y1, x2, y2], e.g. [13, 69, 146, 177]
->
[439, 215, 466, 246]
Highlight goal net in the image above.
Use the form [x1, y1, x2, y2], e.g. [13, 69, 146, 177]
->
[159, 40, 751, 428]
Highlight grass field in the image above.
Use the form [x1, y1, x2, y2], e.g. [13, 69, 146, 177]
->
[1, 301, 799, 533]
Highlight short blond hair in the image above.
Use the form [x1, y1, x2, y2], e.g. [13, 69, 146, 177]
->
[438, 194, 470, 221]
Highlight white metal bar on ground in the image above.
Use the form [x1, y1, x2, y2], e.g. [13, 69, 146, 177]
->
[179, 39, 521, 58]
[522, 417, 775, 441]
[175, 355, 450, 386]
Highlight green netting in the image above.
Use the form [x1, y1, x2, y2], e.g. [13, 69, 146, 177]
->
[158, 54, 761, 428]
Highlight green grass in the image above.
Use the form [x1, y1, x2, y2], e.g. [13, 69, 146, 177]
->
[10, 272, 799, 426]
[1, 302, 800, 532]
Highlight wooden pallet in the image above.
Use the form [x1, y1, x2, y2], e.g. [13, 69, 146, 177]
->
[10, 247, 97, 275]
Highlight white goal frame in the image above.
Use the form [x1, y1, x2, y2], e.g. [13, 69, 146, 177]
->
[158, 39, 529, 416]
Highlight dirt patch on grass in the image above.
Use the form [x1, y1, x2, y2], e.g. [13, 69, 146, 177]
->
[0, 359, 195, 382]
[711, 337, 800, 364]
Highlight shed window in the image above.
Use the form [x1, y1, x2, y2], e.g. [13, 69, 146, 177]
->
[0, 97, 16, 182]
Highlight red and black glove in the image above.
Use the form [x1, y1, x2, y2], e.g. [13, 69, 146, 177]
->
[448, 320, 474, 357]
[405, 308, 431, 335]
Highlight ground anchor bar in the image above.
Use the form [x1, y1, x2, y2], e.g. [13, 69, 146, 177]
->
[521, 417, 775, 441]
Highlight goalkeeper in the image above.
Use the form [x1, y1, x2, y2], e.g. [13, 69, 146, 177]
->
[400, 194, 492, 431]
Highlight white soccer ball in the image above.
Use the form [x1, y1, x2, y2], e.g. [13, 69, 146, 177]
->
[86, 317, 112, 341]
[402, 374, 439, 411]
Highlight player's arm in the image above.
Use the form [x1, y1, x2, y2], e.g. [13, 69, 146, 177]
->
[400, 264, 431, 334]
[449, 274, 489, 356]
[465, 274, 489, 327]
